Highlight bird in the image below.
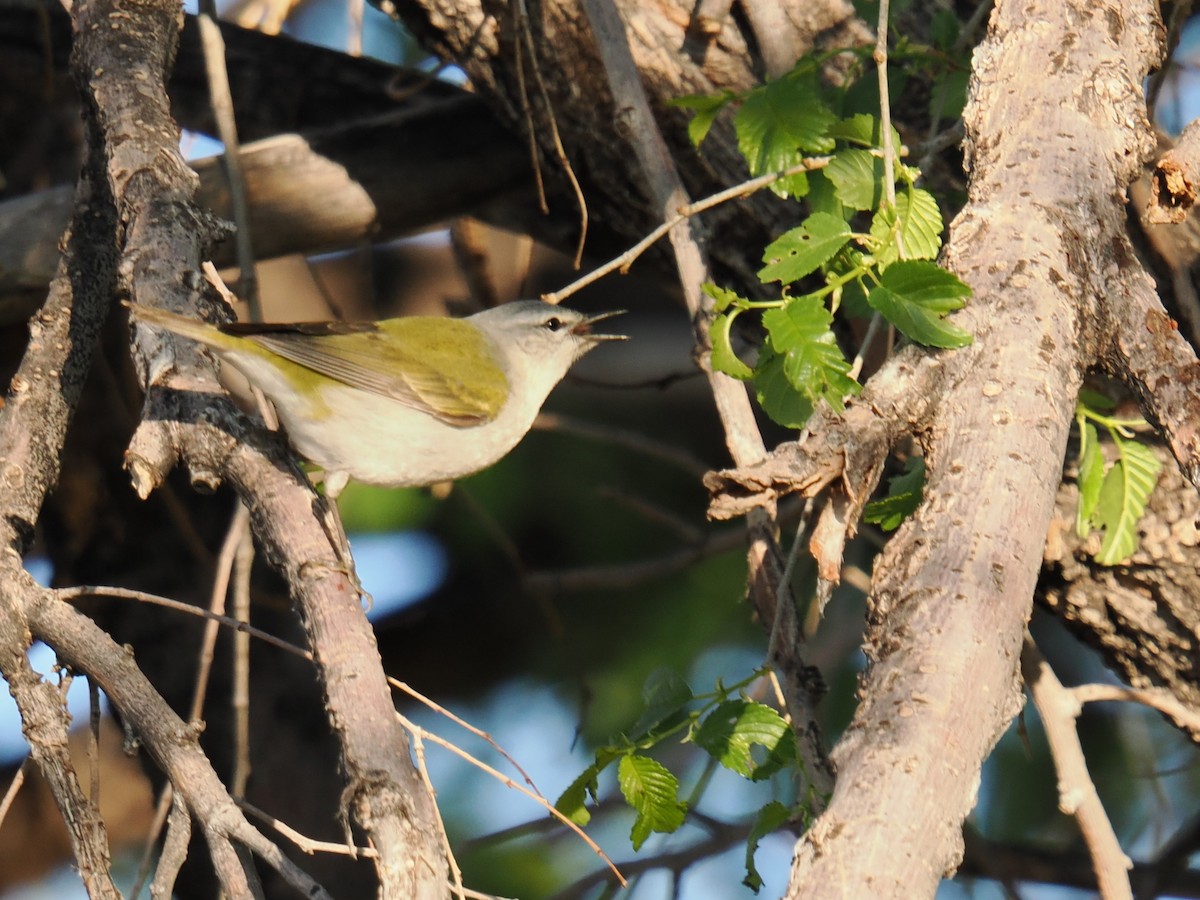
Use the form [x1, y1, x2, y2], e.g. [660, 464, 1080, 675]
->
[128, 300, 626, 496]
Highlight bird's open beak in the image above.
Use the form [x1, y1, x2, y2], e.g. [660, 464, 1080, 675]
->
[574, 309, 628, 341]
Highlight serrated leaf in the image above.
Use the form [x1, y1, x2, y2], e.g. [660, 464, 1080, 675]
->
[744, 801, 792, 892]
[863, 456, 925, 531]
[1093, 438, 1161, 565]
[867, 260, 973, 348]
[673, 91, 736, 146]
[711, 311, 753, 380]
[735, 74, 835, 197]
[759, 213, 852, 284]
[692, 700, 793, 779]
[555, 764, 602, 826]
[869, 188, 944, 264]
[825, 148, 885, 211]
[1075, 422, 1103, 537]
[703, 282, 744, 314]
[761, 297, 860, 413]
[618, 754, 687, 850]
[630, 668, 693, 739]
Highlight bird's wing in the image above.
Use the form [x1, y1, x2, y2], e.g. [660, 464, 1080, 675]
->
[224, 319, 508, 426]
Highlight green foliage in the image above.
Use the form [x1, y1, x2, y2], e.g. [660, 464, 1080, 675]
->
[744, 801, 793, 891]
[618, 754, 688, 850]
[868, 188, 943, 264]
[760, 213, 852, 284]
[554, 667, 806, 887]
[866, 261, 972, 348]
[1074, 398, 1162, 565]
[691, 699, 797, 781]
[671, 90, 737, 146]
[682, 55, 973, 432]
[864, 456, 925, 530]
[734, 68, 835, 198]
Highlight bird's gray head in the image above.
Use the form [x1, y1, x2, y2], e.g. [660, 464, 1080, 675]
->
[469, 301, 626, 389]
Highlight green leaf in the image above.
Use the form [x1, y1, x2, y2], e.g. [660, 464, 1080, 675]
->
[825, 113, 903, 152]
[867, 260, 973, 348]
[630, 668, 693, 739]
[1093, 438, 1161, 565]
[761, 297, 861, 414]
[805, 169, 844, 219]
[863, 456, 925, 531]
[869, 188, 944, 264]
[735, 73, 835, 197]
[931, 9, 960, 50]
[555, 763, 602, 826]
[744, 801, 792, 892]
[618, 754, 687, 850]
[692, 700, 793, 780]
[711, 311, 753, 380]
[673, 91, 736, 147]
[1078, 388, 1117, 412]
[759, 213, 852, 284]
[1075, 422, 1103, 538]
[825, 148, 885, 211]
[703, 281, 744, 314]
[929, 67, 969, 122]
[754, 346, 815, 429]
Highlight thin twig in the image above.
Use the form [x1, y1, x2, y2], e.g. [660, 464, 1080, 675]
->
[769, 498, 815, 661]
[514, 0, 588, 267]
[190, 503, 248, 721]
[1070, 683, 1200, 736]
[403, 716, 627, 887]
[402, 718, 467, 900]
[389, 679, 547, 800]
[237, 799, 377, 857]
[0, 760, 29, 830]
[88, 677, 101, 809]
[231, 518, 254, 799]
[849, 312, 886, 381]
[874, 0, 897, 213]
[196, 5, 259, 314]
[129, 785, 174, 900]
[1022, 635, 1133, 900]
[150, 790, 191, 900]
[543, 160, 827, 304]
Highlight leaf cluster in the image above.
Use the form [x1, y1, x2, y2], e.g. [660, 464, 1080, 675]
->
[679, 63, 973, 430]
[1074, 392, 1162, 565]
[554, 668, 806, 891]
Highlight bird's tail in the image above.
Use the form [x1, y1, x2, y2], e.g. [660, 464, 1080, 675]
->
[125, 302, 233, 350]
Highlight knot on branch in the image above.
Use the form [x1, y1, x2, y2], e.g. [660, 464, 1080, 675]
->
[705, 403, 897, 521]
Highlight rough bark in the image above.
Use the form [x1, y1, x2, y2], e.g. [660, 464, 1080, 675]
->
[780, 0, 1166, 894]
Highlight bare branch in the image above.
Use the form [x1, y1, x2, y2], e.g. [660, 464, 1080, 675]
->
[1022, 636, 1133, 900]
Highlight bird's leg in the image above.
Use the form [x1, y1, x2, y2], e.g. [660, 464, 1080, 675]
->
[307, 471, 373, 609]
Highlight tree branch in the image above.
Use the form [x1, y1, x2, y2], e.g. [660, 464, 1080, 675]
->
[578, 0, 835, 799]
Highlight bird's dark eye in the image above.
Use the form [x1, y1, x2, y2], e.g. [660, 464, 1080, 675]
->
[544, 317, 565, 332]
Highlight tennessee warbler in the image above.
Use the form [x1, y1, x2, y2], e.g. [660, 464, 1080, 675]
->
[130, 300, 626, 496]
